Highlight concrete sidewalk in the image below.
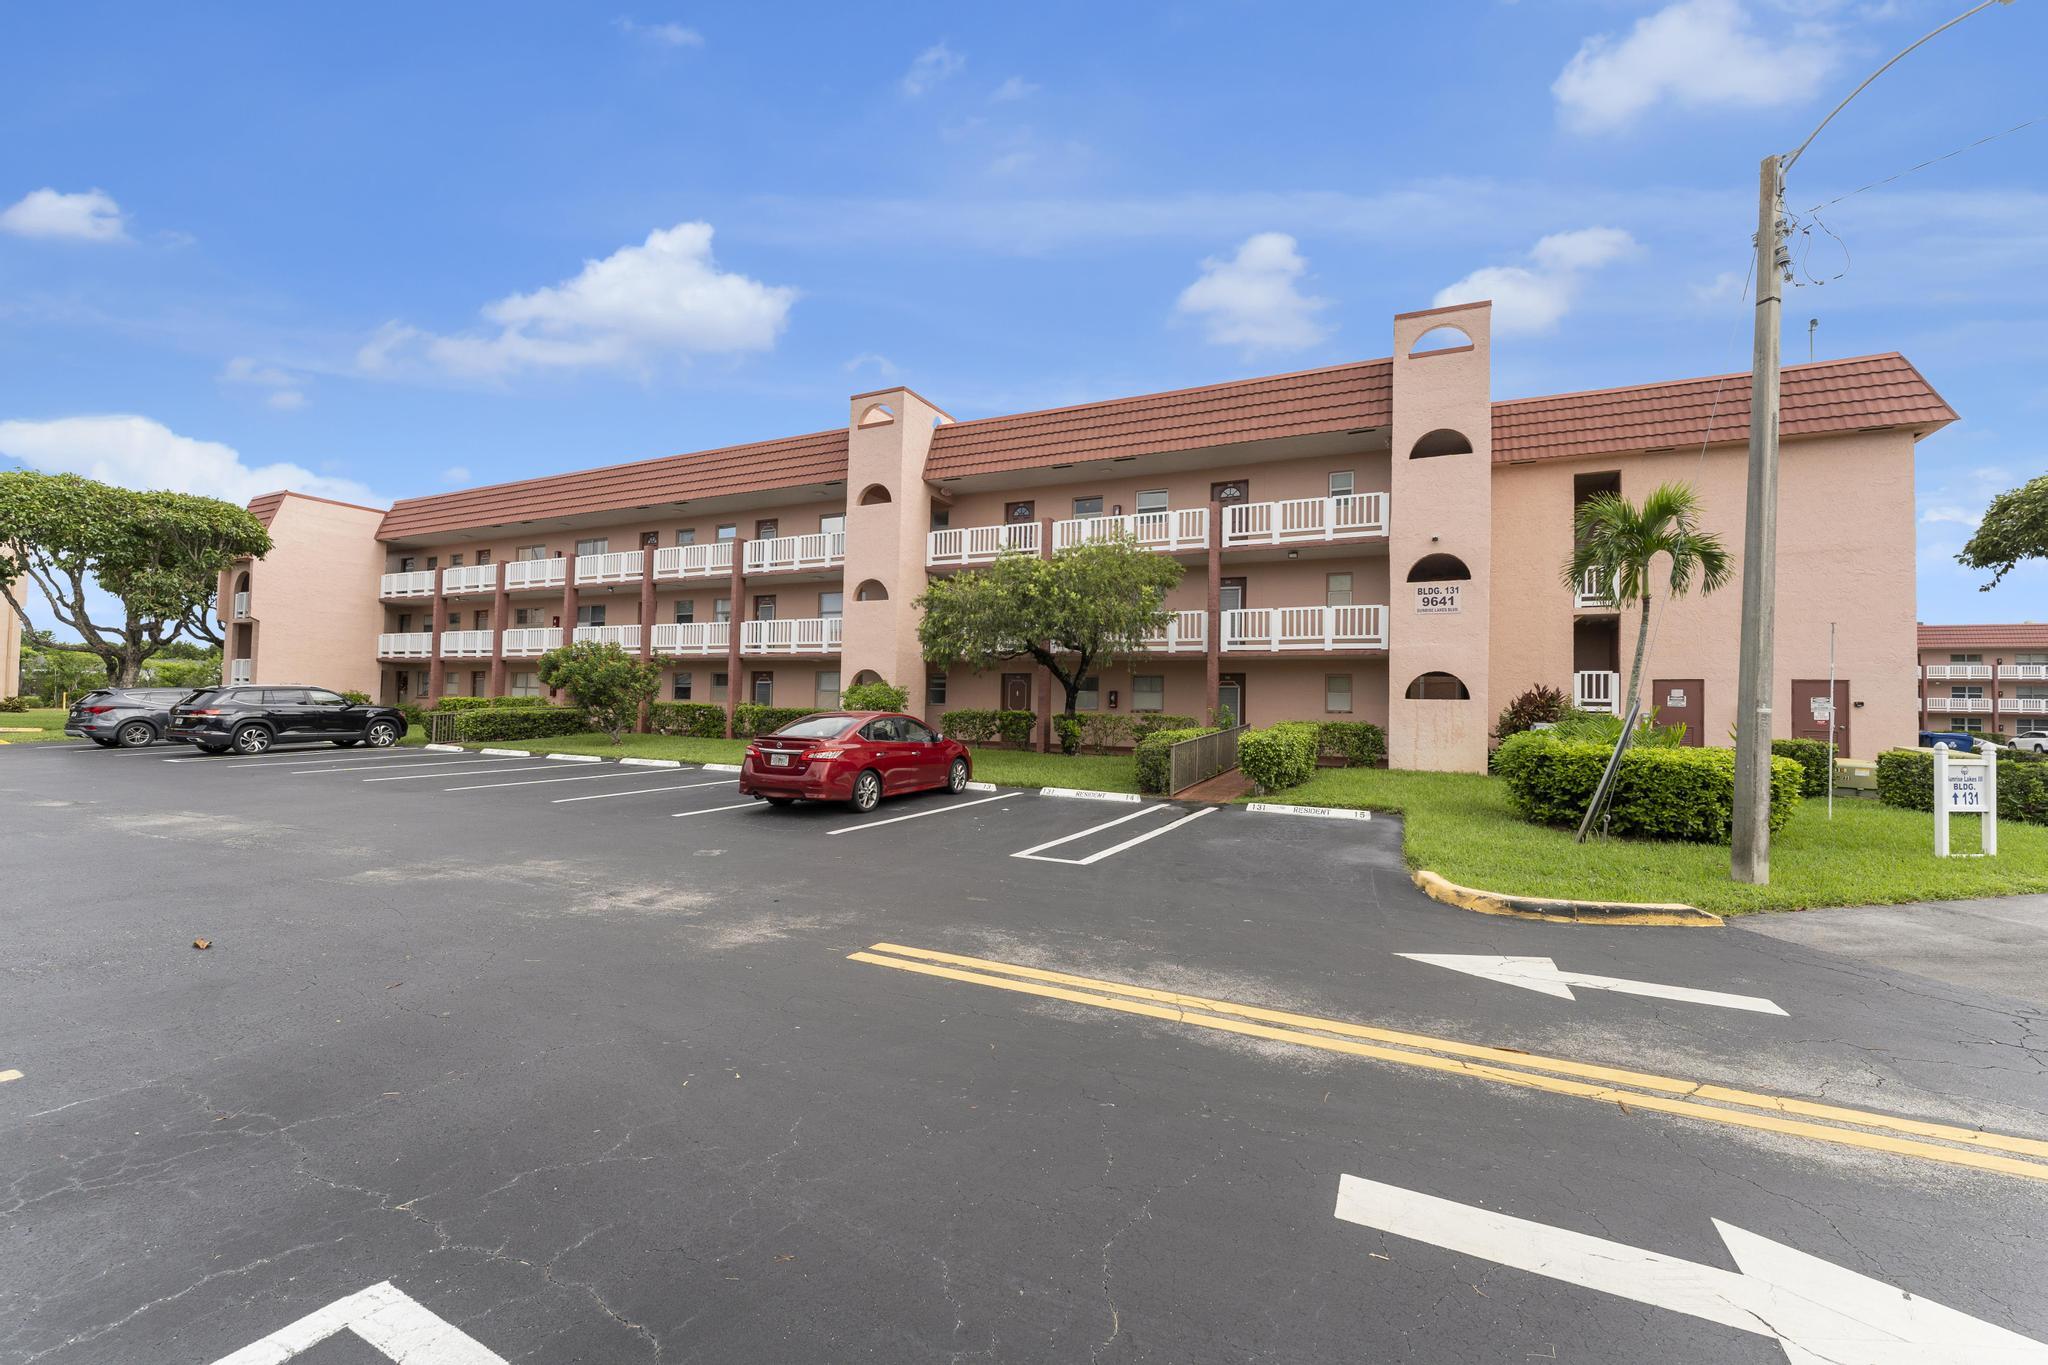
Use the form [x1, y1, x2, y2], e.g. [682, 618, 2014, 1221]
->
[1740, 894, 2048, 1009]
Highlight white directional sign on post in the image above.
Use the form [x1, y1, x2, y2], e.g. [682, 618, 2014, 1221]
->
[1398, 953, 1788, 1016]
[1334, 1174, 2048, 1364]
[1933, 741, 1999, 858]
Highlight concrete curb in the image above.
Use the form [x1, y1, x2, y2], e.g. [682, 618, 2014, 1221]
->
[619, 757, 683, 768]
[1041, 786, 1143, 802]
[479, 748, 529, 757]
[1411, 869, 1723, 928]
[545, 753, 605, 763]
[422, 743, 464, 753]
[702, 763, 742, 773]
[1247, 802, 1370, 821]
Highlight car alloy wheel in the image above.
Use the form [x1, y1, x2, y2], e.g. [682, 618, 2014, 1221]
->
[233, 724, 272, 756]
[365, 720, 399, 748]
[117, 721, 154, 748]
[851, 770, 882, 812]
[948, 758, 968, 793]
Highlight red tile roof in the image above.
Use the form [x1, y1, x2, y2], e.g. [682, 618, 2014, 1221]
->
[1919, 623, 2048, 649]
[375, 429, 849, 541]
[1491, 353, 1954, 464]
[246, 492, 288, 528]
[922, 359, 1393, 481]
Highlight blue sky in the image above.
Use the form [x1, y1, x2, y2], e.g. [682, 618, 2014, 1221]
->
[2, 0, 2042, 634]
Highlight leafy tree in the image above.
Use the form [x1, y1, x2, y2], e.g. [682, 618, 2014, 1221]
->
[535, 640, 660, 742]
[21, 645, 104, 705]
[0, 471, 272, 685]
[1560, 482, 1732, 722]
[1958, 474, 2048, 590]
[841, 678, 909, 712]
[142, 654, 222, 689]
[915, 538, 1184, 721]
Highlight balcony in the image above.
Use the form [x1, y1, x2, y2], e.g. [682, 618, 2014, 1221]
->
[742, 617, 843, 655]
[745, 531, 845, 575]
[1925, 696, 1993, 714]
[443, 564, 498, 595]
[927, 522, 1039, 567]
[652, 621, 731, 656]
[229, 658, 253, 684]
[231, 591, 251, 621]
[380, 570, 436, 598]
[1999, 664, 2048, 681]
[1573, 566, 1620, 611]
[440, 630, 494, 659]
[653, 542, 736, 581]
[576, 551, 645, 586]
[1923, 663, 1993, 681]
[1136, 610, 1207, 654]
[1222, 605, 1386, 652]
[1575, 670, 1619, 714]
[500, 628, 562, 657]
[2007, 697, 2048, 715]
[504, 558, 567, 592]
[1053, 508, 1209, 554]
[572, 624, 642, 649]
[377, 632, 435, 659]
[1223, 494, 1386, 547]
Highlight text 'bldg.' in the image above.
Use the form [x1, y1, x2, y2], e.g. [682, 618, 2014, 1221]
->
[221, 299, 1955, 771]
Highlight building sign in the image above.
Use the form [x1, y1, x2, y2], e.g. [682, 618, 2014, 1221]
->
[1665, 688, 1687, 708]
[1809, 695, 1834, 722]
[1932, 741, 1999, 858]
[1413, 583, 1461, 615]
[1946, 765, 1986, 811]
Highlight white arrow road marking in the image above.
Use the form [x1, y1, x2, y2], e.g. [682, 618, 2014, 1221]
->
[209, 1280, 505, 1364]
[1334, 1175, 2048, 1365]
[1399, 953, 1787, 1015]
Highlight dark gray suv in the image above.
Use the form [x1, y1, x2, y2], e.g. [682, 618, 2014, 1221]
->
[64, 688, 198, 748]
[169, 686, 409, 755]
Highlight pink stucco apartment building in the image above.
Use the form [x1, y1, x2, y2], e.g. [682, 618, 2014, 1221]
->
[220, 300, 1956, 771]
[1916, 622, 2048, 736]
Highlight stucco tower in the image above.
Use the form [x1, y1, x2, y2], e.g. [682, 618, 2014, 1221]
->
[839, 387, 951, 716]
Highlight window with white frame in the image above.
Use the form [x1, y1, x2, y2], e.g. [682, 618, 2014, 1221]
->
[714, 597, 732, 623]
[1132, 675, 1164, 712]
[1326, 572, 1353, 607]
[516, 544, 546, 560]
[1325, 673, 1353, 714]
[1329, 470, 1355, 498]
[574, 537, 608, 557]
[577, 604, 606, 627]
[815, 670, 841, 709]
[1953, 685, 1985, 699]
[1135, 489, 1169, 514]
[819, 591, 843, 619]
[509, 671, 540, 697]
[1072, 495, 1103, 517]
[1077, 675, 1100, 710]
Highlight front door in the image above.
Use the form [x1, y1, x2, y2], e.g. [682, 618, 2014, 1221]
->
[1218, 674, 1245, 728]
[1651, 678, 1704, 747]
[1001, 673, 1032, 712]
[753, 595, 777, 621]
[1219, 577, 1247, 614]
[1791, 679, 1851, 756]
[1005, 500, 1035, 524]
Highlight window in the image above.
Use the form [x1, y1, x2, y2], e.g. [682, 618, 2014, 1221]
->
[575, 537, 608, 557]
[1072, 495, 1104, 517]
[450, 553, 464, 567]
[902, 720, 937, 744]
[1953, 685, 1985, 700]
[1135, 489, 1169, 514]
[516, 544, 546, 561]
[714, 597, 732, 623]
[671, 672, 693, 700]
[818, 591, 843, 619]
[443, 671, 459, 691]
[711, 672, 729, 702]
[306, 688, 348, 707]
[1006, 501, 1035, 523]
[577, 604, 606, 627]
[1132, 675, 1164, 712]
[1951, 653, 1984, 663]
[510, 671, 541, 697]
[475, 549, 491, 565]
[262, 688, 309, 705]
[928, 672, 948, 706]
[426, 556, 438, 570]
[815, 670, 841, 709]
[398, 556, 417, 573]
[855, 579, 889, 602]
[2019, 653, 2048, 666]
[756, 519, 779, 540]
[1409, 429, 1474, 459]
[753, 595, 777, 621]
[930, 506, 951, 531]
[820, 513, 845, 537]
[1958, 717, 1986, 733]
[675, 528, 696, 546]
[1210, 479, 1248, 504]
[1077, 675, 1101, 710]
[716, 524, 737, 541]
[1329, 471, 1355, 498]
[513, 606, 541, 626]
[861, 716, 906, 742]
[674, 600, 695, 625]
[752, 671, 774, 704]
[781, 714, 856, 739]
[446, 612, 460, 628]
[1325, 674, 1353, 714]
[415, 671, 429, 694]
[1326, 572, 1353, 607]
[2018, 686, 2048, 701]
[473, 610, 489, 629]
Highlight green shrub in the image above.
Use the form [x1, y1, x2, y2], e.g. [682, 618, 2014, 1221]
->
[1135, 726, 1214, 794]
[649, 701, 728, 738]
[537, 641, 661, 741]
[1238, 721, 1321, 792]
[0, 695, 26, 713]
[1548, 706, 1688, 747]
[1052, 714, 1083, 755]
[398, 703, 428, 728]
[1771, 738, 1833, 798]
[841, 679, 910, 712]
[432, 695, 554, 711]
[732, 703, 819, 737]
[340, 688, 371, 706]
[455, 707, 587, 742]
[1494, 683, 1568, 741]
[1318, 720, 1386, 767]
[1495, 731, 1802, 842]
[1080, 711, 1136, 753]
[431, 695, 491, 711]
[1132, 712, 1199, 740]
[1876, 748, 2048, 826]
[995, 709, 1036, 747]
[939, 708, 998, 743]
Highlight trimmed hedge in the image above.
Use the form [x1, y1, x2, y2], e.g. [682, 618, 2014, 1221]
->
[733, 703, 820, 737]
[649, 701, 728, 738]
[1495, 731, 1803, 842]
[1318, 720, 1387, 768]
[1876, 748, 2048, 825]
[841, 679, 910, 712]
[1238, 721, 1322, 792]
[1132, 712, 1200, 740]
[1135, 726, 1215, 794]
[432, 695, 555, 711]
[935, 708, 1037, 745]
[455, 707, 587, 742]
[1771, 738, 1833, 798]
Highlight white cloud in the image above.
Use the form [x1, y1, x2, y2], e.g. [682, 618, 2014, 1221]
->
[991, 76, 1039, 102]
[1174, 232, 1331, 353]
[1434, 226, 1641, 334]
[367, 222, 797, 380]
[219, 356, 308, 411]
[844, 352, 900, 379]
[1553, 0, 1838, 133]
[901, 42, 965, 97]
[614, 17, 703, 47]
[0, 187, 128, 243]
[441, 466, 472, 485]
[1921, 503, 1979, 528]
[0, 415, 383, 506]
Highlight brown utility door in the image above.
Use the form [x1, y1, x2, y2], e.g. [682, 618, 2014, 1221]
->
[1791, 679, 1851, 756]
[1001, 673, 1032, 711]
[1652, 678, 1704, 746]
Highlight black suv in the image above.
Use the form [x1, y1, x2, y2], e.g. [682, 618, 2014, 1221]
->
[64, 688, 198, 748]
[169, 686, 409, 755]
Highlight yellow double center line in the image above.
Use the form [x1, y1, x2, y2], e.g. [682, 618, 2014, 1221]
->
[851, 942, 2048, 1185]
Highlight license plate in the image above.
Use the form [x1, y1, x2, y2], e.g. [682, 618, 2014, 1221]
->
[769, 752, 790, 767]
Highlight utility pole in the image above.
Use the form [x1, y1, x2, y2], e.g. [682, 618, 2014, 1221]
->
[1731, 154, 1785, 884]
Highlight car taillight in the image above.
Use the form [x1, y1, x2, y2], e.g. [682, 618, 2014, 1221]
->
[187, 708, 225, 717]
[84, 705, 114, 715]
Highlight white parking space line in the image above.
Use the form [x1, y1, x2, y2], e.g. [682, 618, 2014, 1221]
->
[554, 778, 736, 804]
[209, 1279, 506, 1365]
[1009, 804, 1172, 860]
[830, 791, 1018, 835]
[361, 763, 563, 783]
[441, 769, 652, 793]
[164, 748, 422, 764]
[287, 756, 520, 775]
[671, 799, 763, 819]
[1013, 805, 1217, 865]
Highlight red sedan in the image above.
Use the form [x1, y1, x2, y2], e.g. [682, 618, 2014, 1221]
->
[739, 711, 973, 812]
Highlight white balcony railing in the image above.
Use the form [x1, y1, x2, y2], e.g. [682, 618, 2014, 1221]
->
[377, 632, 435, 659]
[575, 551, 645, 586]
[1053, 508, 1209, 554]
[1136, 610, 1208, 654]
[504, 558, 567, 591]
[572, 624, 642, 650]
[1923, 663, 1993, 681]
[231, 591, 250, 620]
[745, 531, 845, 575]
[229, 658, 253, 684]
[1223, 494, 1386, 547]
[1924, 696, 1993, 714]
[651, 621, 731, 655]
[1999, 664, 2048, 681]
[442, 564, 498, 595]
[1222, 605, 1386, 652]
[1575, 670, 1619, 714]
[652, 542, 736, 581]
[2006, 697, 2048, 715]
[440, 630, 494, 658]
[380, 570, 436, 598]
[1574, 566, 1619, 611]
[927, 522, 1039, 566]
[741, 617, 843, 654]
[500, 628, 562, 657]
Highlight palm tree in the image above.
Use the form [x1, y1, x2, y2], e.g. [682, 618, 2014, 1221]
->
[1561, 482, 1733, 722]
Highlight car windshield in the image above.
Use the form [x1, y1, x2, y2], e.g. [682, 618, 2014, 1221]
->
[773, 715, 855, 740]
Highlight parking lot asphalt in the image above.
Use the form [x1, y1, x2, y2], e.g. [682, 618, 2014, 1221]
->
[4, 739, 2048, 1363]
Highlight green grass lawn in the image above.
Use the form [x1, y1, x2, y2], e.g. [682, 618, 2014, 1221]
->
[1248, 766, 2048, 913]
[0, 707, 73, 743]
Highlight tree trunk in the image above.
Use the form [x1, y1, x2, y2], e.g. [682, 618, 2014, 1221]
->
[1625, 594, 1652, 720]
